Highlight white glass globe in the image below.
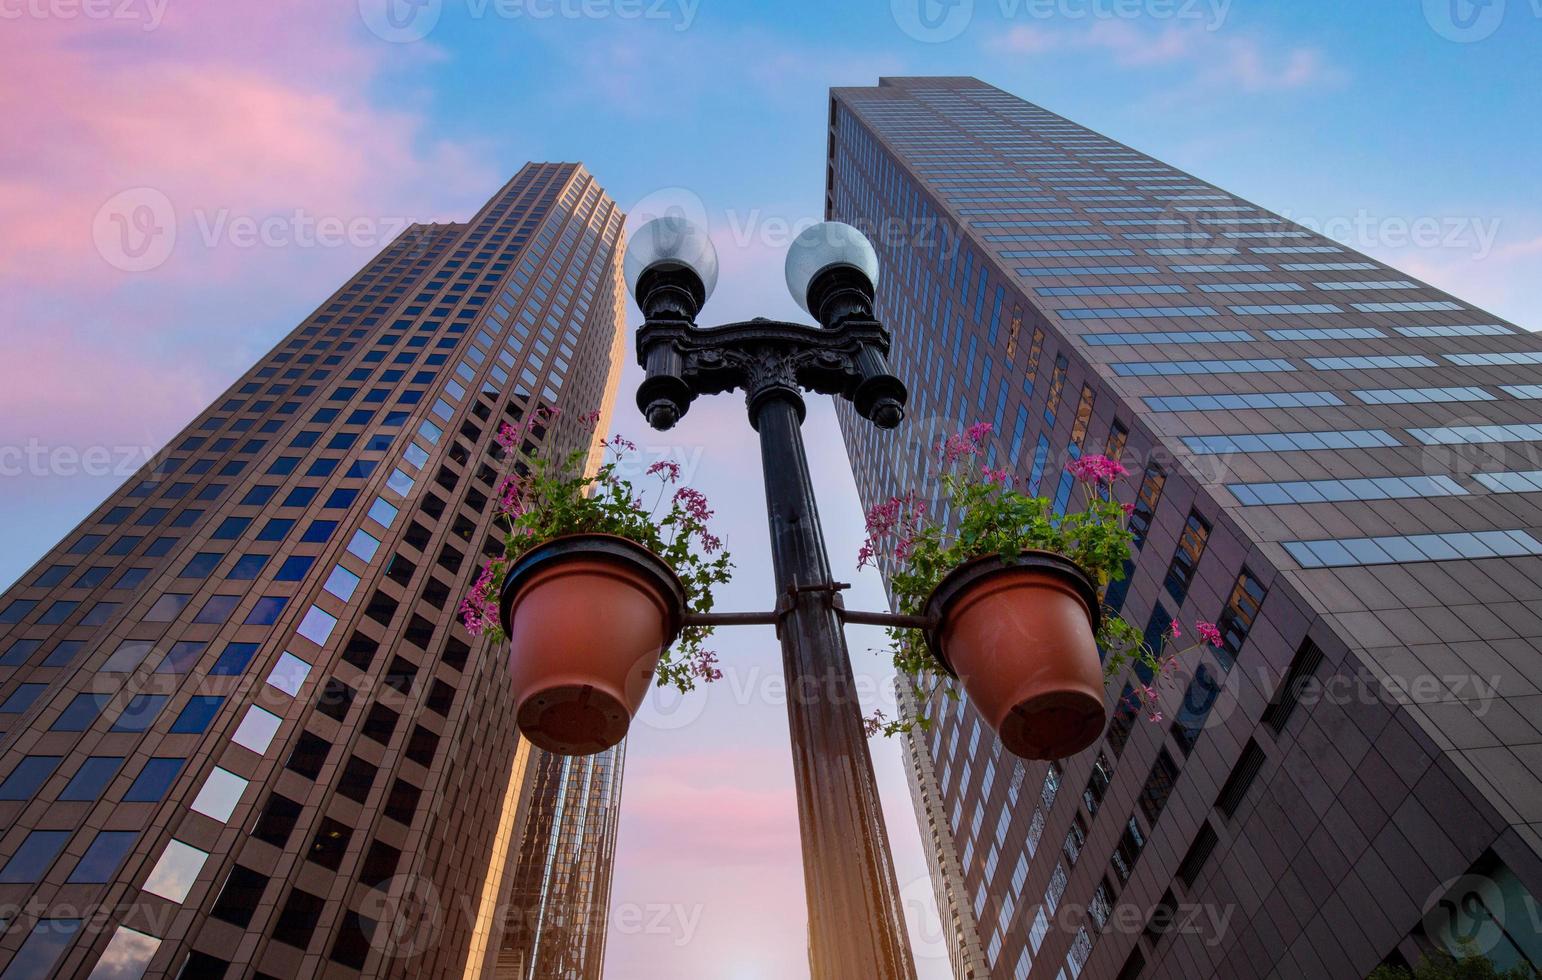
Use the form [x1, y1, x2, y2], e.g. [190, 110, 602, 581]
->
[622, 216, 719, 303]
[783, 221, 880, 314]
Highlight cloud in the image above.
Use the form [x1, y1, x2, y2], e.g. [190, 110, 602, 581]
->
[988, 20, 1346, 94]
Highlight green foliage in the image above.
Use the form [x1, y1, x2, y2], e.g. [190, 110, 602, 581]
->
[860, 427, 1216, 735]
[461, 415, 732, 693]
[1368, 943, 1538, 980]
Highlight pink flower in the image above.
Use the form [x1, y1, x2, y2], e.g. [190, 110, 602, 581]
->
[610, 434, 637, 452]
[1067, 454, 1130, 484]
[674, 487, 713, 522]
[459, 560, 503, 637]
[981, 464, 1012, 486]
[1168, 620, 1182, 640]
[495, 421, 529, 453]
[857, 543, 875, 569]
[700, 532, 723, 554]
[1196, 621, 1223, 648]
[691, 649, 723, 683]
[1122, 502, 1137, 516]
[863, 709, 888, 738]
[647, 460, 682, 483]
[966, 422, 994, 444]
[578, 410, 603, 427]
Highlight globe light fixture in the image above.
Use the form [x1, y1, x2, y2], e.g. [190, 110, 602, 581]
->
[622, 215, 719, 319]
[783, 220, 881, 327]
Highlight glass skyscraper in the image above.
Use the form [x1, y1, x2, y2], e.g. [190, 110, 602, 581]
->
[0, 162, 630, 978]
[829, 77, 1542, 978]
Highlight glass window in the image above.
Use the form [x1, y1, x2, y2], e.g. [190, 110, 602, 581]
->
[124, 758, 183, 802]
[102, 639, 154, 672]
[347, 530, 380, 562]
[1164, 512, 1211, 605]
[1353, 386, 1494, 405]
[233, 706, 284, 754]
[59, 756, 123, 801]
[84, 926, 160, 980]
[154, 641, 206, 674]
[209, 641, 258, 675]
[67, 830, 138, 883]
[51, 692, 109, 730]
[0, 683, 47, 713]
[194, 595, 241, 624]
[179, 552, 223, 578]
[144, 593, 191, 622]
[0, 756, 61, 800]
[111, 567, 151, 590]
[274, 555, 315, 581]
[1, 919, 82, 979]
[296, 606, 337, 646]
[1111, 358, 1293, 377]
[323, 566, 361, 602]
[245, 596, 289, 626]
[0, 829, 71, 882]
[141, 839, 207, 903]
[190, 767, 248, 822]
[170, 696, 224, 734]
[268, 652, 312, 696]
[110, 694, 168, 732]
[227, 553, 269, 579]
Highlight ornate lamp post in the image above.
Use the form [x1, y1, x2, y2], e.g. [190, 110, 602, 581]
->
[623, 217, 921, 978]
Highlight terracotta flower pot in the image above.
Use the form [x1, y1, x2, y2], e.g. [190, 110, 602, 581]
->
[924, 551, 1105, 761]
[498, 533, 685, 755]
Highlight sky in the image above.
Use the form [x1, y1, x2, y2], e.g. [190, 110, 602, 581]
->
[1, 1, 1539, 976]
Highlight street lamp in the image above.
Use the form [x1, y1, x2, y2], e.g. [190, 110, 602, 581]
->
[625, 217, 921, 980]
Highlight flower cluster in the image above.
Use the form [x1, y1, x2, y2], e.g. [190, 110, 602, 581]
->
[861, 422, 1217, 736]
[1117, 616, 1226, 722]
[459, 410, 733, 693]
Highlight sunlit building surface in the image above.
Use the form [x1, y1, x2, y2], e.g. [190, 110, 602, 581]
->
[830, 77, 1542, 978]
[0, 162, 630, 978]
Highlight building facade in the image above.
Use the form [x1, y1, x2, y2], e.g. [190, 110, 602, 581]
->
[0, 162, 630, 978]
[829, 77, 1542, 979]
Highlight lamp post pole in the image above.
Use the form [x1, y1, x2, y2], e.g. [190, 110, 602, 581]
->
[626, 218, 918, 978]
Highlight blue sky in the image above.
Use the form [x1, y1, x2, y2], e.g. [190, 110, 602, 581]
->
[2, 1, 1538, 975]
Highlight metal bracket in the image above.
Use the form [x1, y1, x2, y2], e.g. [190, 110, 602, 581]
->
[679, 580, 935, 633]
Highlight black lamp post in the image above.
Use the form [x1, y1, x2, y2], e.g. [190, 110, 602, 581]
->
[622, 217, 922, 979]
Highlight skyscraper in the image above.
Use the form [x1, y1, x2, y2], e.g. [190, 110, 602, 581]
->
[829, 77, 1542, 979]
[0, 162, 630, 978]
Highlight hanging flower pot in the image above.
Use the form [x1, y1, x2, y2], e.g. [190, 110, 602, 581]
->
[460, 409, 732, 757]
[923, 550, 1104, 761]
[858, 425, 1225, 759]
[498, 533, 687, 755]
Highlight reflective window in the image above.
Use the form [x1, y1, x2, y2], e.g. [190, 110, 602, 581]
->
[1265, 327, 1386, 341]
[1112, 358, 1292, 377]
[1196, 282, 1305, 292]
[124, 758, 184, 802]
[170, 696, 224, 734]
[1057, 305, 1218, 320]
[0, 684, 47, 713]
[1352, 301, 1464, 313]
[233, 706, 284, 754]
[155, 641, 206, 674]
[51, 693, 110, 731]
[60, 756, 123, 801]
[0, 829, 70, 882]
[1164, 512, 1210, 604]
[347, 530, 380, 563]
[323, 566, 361, 602]
[1312, 279, 1419, 290]
[1182, 429, 1399, 454]
[1352, 387, 1495, 405]
[1447, 351, 1542, 367]
[268, 652, 312, 696]
[1394, 323, 1511, 338]
[1473, 470, 1542, 494]
[1285, 529, 1542, 568]
[84, 926, 160, 980]
[67, 830, 138, 883]
[1, 919, 82, 979]
[1502, 386, 1542, 399]
[108, 694, 166, 732]
[1227, 474, 1466, 506]
[1229, 303, 1344, 315]
[1017, 264, 1161, 276]
[1080, 330, 1251, 346]
[244, 596, 289, 626]
[1036, 284, 1187, 296]
[209, 641, 258, 675]
[143, 593, 191, 622]
[1306, 355, 1437, 370]
[190, 767, 248, 822]
[1145, 391, 1344, 412]
[142, 839, 207, 903]
[1409, 423, 1542, 446]
[0, 756, 61, 800]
